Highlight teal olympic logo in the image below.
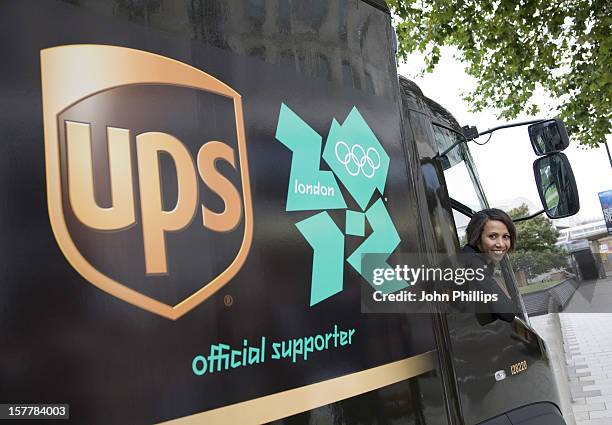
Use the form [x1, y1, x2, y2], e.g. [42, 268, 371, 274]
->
[275, 104, 409, 306]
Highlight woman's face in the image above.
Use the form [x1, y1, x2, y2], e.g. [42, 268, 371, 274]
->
[478, 219, 511, 263]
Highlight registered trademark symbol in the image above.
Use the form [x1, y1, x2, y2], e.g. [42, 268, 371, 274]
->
[224, 295, 234, 307]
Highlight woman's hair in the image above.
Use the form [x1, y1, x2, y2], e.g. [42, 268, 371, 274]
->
[465, 208, 517, 252]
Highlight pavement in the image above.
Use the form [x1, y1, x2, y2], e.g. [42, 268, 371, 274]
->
[530, 272, 612, 425]
[560, 313, 612, 425]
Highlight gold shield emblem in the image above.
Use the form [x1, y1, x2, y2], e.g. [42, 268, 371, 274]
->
[41, 45, 253, 320]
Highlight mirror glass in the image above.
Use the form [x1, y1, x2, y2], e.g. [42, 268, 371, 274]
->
[533, 153, 580, 218]
[528, 119, 570, 155]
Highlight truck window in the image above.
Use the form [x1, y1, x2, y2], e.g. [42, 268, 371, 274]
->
[432, 124, 483, 241]
[432, 124, 525, 317]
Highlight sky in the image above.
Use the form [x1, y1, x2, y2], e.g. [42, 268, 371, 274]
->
[397, 47, 612, 227]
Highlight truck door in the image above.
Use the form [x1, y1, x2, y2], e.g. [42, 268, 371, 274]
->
[433, 123, 565, 425]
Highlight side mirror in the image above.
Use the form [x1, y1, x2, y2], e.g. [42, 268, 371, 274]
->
[533, 153, 580, 219]
[528, 119, 570, 155]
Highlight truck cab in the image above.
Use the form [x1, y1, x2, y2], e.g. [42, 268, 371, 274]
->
[399, 77, 568, 424]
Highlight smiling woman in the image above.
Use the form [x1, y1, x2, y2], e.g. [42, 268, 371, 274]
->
[460, 208, 518, 323]
[478, 219, 512, 263]
[464, 208, 517, 264]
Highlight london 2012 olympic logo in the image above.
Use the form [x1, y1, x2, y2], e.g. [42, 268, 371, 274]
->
[276, 103, 407, 306]
[334, 141, 381, 179]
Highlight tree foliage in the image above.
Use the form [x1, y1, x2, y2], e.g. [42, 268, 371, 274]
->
[388, 0, 611, 148]
[507, 204, 567, 279]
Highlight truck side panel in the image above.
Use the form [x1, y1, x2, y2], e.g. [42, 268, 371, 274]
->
[0, 1, 447, 424]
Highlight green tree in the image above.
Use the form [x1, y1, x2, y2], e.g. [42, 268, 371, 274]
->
[507, 204, 567, 279]
[388, 0, 611, 148]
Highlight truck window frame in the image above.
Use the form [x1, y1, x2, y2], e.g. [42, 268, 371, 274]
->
[432, 123, 530, 321]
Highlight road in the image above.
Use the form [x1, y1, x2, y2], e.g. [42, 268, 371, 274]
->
[563, 272, 612, 313]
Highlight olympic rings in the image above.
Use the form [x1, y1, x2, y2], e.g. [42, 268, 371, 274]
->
[334, 140, 381, 179]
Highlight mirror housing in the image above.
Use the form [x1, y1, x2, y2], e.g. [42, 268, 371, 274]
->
[533, 153, 580, 219]
[528, 119, 570, 155]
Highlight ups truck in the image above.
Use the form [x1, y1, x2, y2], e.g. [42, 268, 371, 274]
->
[0, 1, 579, 424]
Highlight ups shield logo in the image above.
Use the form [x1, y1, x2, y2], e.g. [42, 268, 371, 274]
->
[41, 45, 253, 320]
